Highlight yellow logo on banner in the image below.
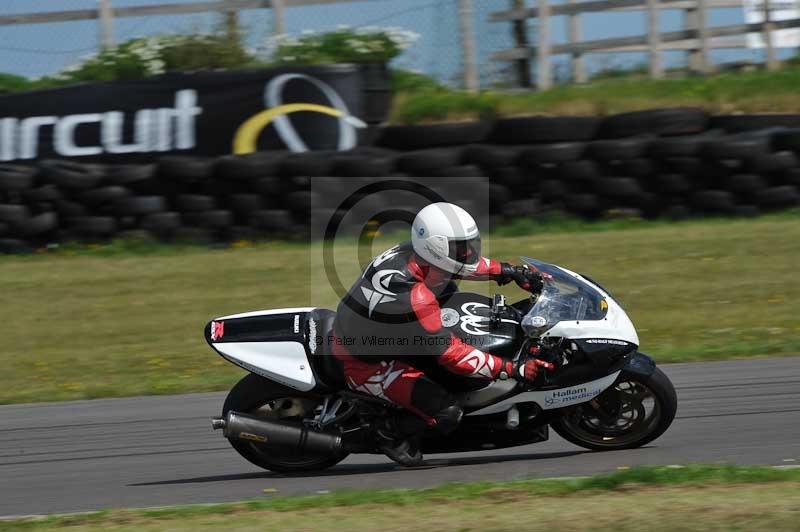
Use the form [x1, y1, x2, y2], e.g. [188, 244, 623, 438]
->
[232, 73, 366, 154]
[233, 104, 350, 155]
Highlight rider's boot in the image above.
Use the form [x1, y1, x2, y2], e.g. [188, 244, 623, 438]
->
[377, 405, 463, 467]
[376, 413, 425, 467]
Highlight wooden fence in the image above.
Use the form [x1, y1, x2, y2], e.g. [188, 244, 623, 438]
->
[0, 0, 483, 91]
[0, 1, 359, 48]
[491, 0, 800, 89]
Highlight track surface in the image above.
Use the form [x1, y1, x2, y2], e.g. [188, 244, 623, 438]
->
[2, 357, 799, 517]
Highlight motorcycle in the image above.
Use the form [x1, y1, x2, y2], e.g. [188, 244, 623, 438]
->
[208, 257, 677, 472]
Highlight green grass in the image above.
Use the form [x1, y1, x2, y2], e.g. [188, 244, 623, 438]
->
[391, 65, 800, 123]
[9, 64, 800, 124]
[2, 465, 799, 531]
[0, 212, 798, 404]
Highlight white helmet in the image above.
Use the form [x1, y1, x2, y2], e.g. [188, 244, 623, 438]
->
[411, 202, 481, 275]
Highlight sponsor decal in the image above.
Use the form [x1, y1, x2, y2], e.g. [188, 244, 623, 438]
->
[465, 371, 621, 416]
[233, 73, 366, 154]
[600, 299, 609, 311]
[440, 307, 460, 328]
[529, 316, 547, 328]
[238, 432, 268, 443]
[210, 320, 225, 341]
[459, 302, 518, 336]
[543, 384, 603, 407]
[586, 338, 628, 346]
[308, 318, 317, 354]
[360, 269, 404, 317]
[293, 314, 300, 334]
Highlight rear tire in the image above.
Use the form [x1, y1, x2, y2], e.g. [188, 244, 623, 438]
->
[222, 373, 349, 473]
[550, 366, 677, 451]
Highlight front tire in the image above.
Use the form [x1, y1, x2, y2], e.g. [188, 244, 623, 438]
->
[222, 373, 349, 473]
[550, 366, 677, 451]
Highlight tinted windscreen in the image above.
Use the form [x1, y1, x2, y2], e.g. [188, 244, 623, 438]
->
[521, 257, 608, 335]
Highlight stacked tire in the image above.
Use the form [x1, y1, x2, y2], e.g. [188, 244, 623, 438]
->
[1, 110, 800, 253]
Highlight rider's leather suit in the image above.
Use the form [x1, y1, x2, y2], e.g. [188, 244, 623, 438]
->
[332, 242, 513, 432]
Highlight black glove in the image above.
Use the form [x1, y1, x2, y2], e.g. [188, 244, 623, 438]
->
[499, 263, 543, 293]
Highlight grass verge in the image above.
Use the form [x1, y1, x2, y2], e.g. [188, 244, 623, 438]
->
[0, 212, 798, 404]
[2, 465, 799, 531]
[391, 65, 800, 123]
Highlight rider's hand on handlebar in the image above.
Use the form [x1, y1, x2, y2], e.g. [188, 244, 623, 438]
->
[499, 263, 544, 293]
[502, 358, 555, 383]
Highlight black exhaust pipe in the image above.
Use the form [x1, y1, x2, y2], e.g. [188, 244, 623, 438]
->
[212, 411, 344, 455]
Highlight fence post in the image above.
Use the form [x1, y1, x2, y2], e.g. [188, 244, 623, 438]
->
[568, 0, 586, 83]
[97, 0, 115, 50]
[512, 0, 532, 87]
[537, 0, 552, 90]
[684, 7, 700, 72]
[272, 0, 286, 35]
[646, 0, 663, 78]
[696, 0, 710, 73]
[458, 0, 480, 92]
[223, 8, 239, 37]
[763, 0, 779, 70]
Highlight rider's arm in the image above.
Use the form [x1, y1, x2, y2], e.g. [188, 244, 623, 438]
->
[411, 281, 553, 382]
[458, 257, 503, 281]
[411, 282, 506, 380]
[460, 259, 543, 292]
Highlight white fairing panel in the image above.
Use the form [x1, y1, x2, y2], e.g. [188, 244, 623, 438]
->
[544, 296, 639, 345]
[215, 341, 316, 391]
[210, 307, 317, 392]
[217, 307, 316, 320]
[467, 371, 621, 416]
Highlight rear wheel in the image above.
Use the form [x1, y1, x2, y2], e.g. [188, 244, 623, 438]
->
[222, 373, 349, 473]
[550, 367, 677, 451]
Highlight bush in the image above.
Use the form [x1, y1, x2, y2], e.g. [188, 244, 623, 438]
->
[0, 72, 35, 93]
[42, 32, 256, 86]
[391, 69, 447, 93]
[267, 26, 419, 65]
[390, 89, 496, 124]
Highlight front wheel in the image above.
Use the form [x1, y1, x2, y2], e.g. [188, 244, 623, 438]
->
[550, 366, 677, 451]
[222, 373, 349, 473]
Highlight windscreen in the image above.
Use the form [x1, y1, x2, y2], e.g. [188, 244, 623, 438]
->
[520, 257, 608, 337]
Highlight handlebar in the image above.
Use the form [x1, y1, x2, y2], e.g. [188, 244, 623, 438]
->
[490, 294, 505, 327]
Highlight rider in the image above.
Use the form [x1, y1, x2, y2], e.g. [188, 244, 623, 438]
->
[332, 202, 554, 466]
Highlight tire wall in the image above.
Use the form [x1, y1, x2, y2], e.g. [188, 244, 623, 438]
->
[2, 108, 800, 251]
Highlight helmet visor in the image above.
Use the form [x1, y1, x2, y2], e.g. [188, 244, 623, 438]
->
[448, 236, 481, 266]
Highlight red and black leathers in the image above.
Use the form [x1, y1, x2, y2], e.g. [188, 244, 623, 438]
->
[332, 242, 526, 427]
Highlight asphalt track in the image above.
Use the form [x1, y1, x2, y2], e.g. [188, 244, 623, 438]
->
[1, 357, 799, 517]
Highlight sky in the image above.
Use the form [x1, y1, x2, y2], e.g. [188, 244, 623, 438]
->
[0, 0, 796, 86]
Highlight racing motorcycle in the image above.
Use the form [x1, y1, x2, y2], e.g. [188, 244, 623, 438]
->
[208, 257, 677, 472]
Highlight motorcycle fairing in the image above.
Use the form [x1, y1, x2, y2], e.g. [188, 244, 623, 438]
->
[205, 308, 317, 392]
[465, 370, 622, 416]
[544, 296, 638, 346]
[521, 258, 639, 347]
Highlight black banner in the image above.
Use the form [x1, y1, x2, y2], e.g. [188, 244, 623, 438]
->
[0, 65, 373, 163]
